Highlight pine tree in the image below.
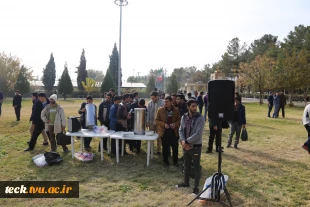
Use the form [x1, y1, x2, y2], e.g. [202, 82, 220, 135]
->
[101, 69, 114, 94]
[166, 74, 179, 94]
[146, 76, 156, 94]
[58, 63, 73, 100]
[14, 65, 30, 94]
[76, 49, 88, 91]
[108, 43, 120, 88]
[42, 53, 56, 92]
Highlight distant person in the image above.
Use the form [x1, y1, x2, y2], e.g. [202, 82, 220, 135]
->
[187, 92, 195, 100]
[29, 92, 49, 145]
[24, 93, 50, 151]
[227, 96, 246, 149]
[301, 97, 310, 153]
[197, 92, 204, 114]
[267, 91, 274, 118]
[171, 93, 177, 107]
[176, 94, 188, 117]
[0, 91, 3, 117]
[109, 96, 122, 154]
[13, 90, 22, 121]
[272, 92, 280, 118]
[41, 94, 69, 152]
[98, 93, 112, 151]
[206, 118, 223, 153]
[203, 92, 208, 121]
[160, 93, 165, 100]
[279, 91, 287, 118]
[109, 88, 116, 102]
[235, 92, 242, 102]
[146, 91, 164, 155]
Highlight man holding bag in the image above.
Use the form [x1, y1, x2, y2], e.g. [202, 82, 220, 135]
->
[176, 99, 205, 196]
[41, 94, 69, 152]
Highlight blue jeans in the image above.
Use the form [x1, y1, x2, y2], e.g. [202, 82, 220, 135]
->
[204, 107, 208, 121]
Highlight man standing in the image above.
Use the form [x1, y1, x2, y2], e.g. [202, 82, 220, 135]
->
[117, 93, 130, 131]
[25, 93, 49, 151]
[273, 92, 280, 118]
[78, 96, 97, 151]
[29, 92, 49, 145]
[279, 91, 286, 118]
[206, 118, 222, 153]
[267, 91, 274, 118]
[13, 90, 22, 121]
[171, 93, 177, 107]
[155, 96, 180, 167]
[176, 94, 188, 117]
[146, 91, 164, 155]
[176, 99, 204, 195]
[197, 92, 204, 114]
[98, 93, 112, 151]
[109, 88, 116, 102]
[41, 94, 69, 152]
[0, 91, 3, 117]
[187, 92, 195, 100]
[227, 96, 246, 148]
[203, 92, 208, 121]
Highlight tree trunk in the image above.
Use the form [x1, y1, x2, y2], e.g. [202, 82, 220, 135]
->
[289, 91, 293, 104]
[259, 87, 263, 105]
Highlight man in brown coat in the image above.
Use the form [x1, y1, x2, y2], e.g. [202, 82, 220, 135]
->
[155, 96, 180, 167]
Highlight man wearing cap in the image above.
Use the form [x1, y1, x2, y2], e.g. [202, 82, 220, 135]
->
[227, 96, 246, 149]
[267, 91, 274, 118]
[0, 91, 3, 117]
[25, 93, 50, 151]
[41, 94, 69, 152]
[13, 90, 22, 121]
[29, 92, 49, 145]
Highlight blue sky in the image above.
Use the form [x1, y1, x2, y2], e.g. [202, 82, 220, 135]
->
[0, 0, 309, 81]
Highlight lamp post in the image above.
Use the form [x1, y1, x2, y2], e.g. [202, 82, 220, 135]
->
[114, 0, 128, 95]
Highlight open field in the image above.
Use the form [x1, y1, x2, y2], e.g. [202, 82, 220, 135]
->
[0, 98, 309, 207]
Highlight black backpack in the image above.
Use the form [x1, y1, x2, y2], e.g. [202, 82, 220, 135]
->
[44, 152, 63, 165]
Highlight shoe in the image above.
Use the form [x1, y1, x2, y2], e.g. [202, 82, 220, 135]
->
[24, 147, 34, 151]
[216, 147, 224, 152]
[16, 119, 20, 121]
[42, 142, 48, 145]
[173, 163, 180, 167]
[206, 150, 212, 153]
[234, 145, 238, 149]
[63, 148, 70, 153]
[191, 187, 199, 196]
[227, 145, 231, 148]
[156, 152, 161, 155]
[175, 182, 190, 188]
[163, 162, 170, 168]
[301, 145, 308, 151]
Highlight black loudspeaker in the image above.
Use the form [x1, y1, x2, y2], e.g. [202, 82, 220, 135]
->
[208, 80, 235, 121]
[68, 117, 81, 132]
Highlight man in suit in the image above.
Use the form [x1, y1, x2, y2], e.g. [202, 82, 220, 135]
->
[13, 90, 22, 121]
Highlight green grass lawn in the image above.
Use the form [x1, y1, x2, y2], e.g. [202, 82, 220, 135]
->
[0, 98, 309, 207]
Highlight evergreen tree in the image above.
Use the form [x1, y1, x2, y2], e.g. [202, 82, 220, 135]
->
[166, 74, 179, 94]
[42, 53, 56, 92]
[146, 76, 156, 94]
[14, 65, 30, 94]
[108, 43, 120, 88]
[100, 69, 114, 94]
[58, 63, 73, 100]
[76, 49, 88, 91]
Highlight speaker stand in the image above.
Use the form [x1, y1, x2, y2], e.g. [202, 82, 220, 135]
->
[187, 119, 233, 207]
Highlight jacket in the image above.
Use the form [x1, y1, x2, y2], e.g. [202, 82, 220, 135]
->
[13, 94, 22, 108]
[268, 95, 274, 105]
[32, 100, 46, 128]
[204, 95, 208, 107]
[155, 106, 180, 137]
[197, 96, 203, 106]
[41, 104, 66, 134]
[179, 112, 204, 145]
[279, 94, 287, 106]
[273, 96, 280, 106]
[230, 103, 246, 125]
[98, 99, 112, 125]
[146, 99, 164, 125]
[117, 102, 128, 129]
[109, 104, 118, 130]
[302, 104, 310, 126]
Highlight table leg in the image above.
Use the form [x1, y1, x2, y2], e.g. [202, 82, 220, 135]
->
[116, 139, 119, 164]
[71, 136, 74, 158]
[147, 140, 151, 166]
[121, 139, 124, 157]
[151, 141, 154, 159]
[81, 137, 84, 152]
[100, 138, 104, 161]
[107, 137, 111, 154]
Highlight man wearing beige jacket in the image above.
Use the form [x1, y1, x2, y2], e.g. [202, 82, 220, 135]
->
[41, 94, 69, 152]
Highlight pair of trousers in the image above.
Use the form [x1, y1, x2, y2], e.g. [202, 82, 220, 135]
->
[198, 105, 203, 114]
[208, 127, 221, 151]
[0, 102, 2, 116]
[204, 107, 208, 121]
[81, 124, 92, 148]
[150, 124, 161, 153]
[273, 105, 279, 118]
[278, 105, 285, 118]
[183, 147, 202, 188]
[46, 125, 67, 151]
[161, 129, 178, 164]
[28, 123, 44, 148]
[14, 107, 21, 120]
[228, 121, 242, 146]
[304, 125, 310, 152]
[29, 124, 49, 143]
[267, 104, 273, 117]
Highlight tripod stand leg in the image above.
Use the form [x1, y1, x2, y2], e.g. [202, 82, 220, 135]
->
[224, 188, 233, 207]
[186, 187, 208, 206]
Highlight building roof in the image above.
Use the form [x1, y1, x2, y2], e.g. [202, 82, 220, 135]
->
[121, 82, 146, 88]
[30, 80, 78, 87]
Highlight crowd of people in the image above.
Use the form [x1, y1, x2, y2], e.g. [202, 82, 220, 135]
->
[267, 91, 287, 118]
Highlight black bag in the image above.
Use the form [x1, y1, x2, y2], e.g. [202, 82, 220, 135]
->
[241, 128, 248, 141]
[56, 131, 71, 145]
[44, 152, 63, 165]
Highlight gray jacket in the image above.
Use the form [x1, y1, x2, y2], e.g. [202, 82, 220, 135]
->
[179, 113, 204, 145]
[146, 99, 164, 125]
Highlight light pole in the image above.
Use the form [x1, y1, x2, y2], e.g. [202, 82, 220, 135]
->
[115, 0, 128, 95]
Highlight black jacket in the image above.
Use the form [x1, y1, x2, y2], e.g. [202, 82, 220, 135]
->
[13, 94, 22, 108]
[268, 95, 274, 105]
[98, 99, 112, 125]
[32, 100, 44, 127]
[78, 102, 97, 127]
[30, 99, 38, 122]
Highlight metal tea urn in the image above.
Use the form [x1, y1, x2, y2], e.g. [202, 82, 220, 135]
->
[134, 108, 146, 135]
[85, 103, 96, 129]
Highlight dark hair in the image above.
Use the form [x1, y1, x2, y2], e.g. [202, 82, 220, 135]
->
[122, 93, 130, 100]
[161, 93, 165, 96]
[154, 88, 158, 91]
[113, 95, 121, 101]
[235, 96, 241, 102]
[171, 93, 177, 97]
[133, 92, 138, 97]
[200, 91, 204, 95]
[150, 91, 158, 97]
[187, 99, 197, 107]
[31, 92, 38, 98]
[165, 96, 172, 102]
[128, 93, 133, 99]
[109, 88, 115, 92]
[38, 92, 46, 98]
[187, 92, 192, 97]
[176, 94, 185, 100]
[139, 99, 145, 106]
[15, 90, 20, 93]
[106, 93, 112, 97]
[86, 95, 93, 100]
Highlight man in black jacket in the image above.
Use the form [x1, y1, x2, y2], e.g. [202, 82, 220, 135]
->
[279, 91, 286, 118]
[25, 93, 49, 151]
[267, 91, 274, 118]
[13, 90, 22, 121]
[98, 93, 112, 151]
